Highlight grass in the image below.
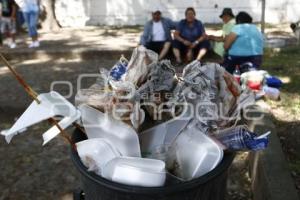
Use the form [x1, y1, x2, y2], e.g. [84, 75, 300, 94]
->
[262, 46, 300, 120]
[263, 45, 300, 192]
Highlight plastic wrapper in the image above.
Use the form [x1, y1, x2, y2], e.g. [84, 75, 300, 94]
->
[266, 76, 283, 89]
[263, 86, 280, 100]
[75, 58, 142, 128]
[125, 46, 159, 86]
[211, 126, 270, 151]
[110, 55, 128, 81]
[135, 60, 178, 121]
[179, 61, 243, 130]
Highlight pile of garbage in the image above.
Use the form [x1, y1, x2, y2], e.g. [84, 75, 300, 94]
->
[232, 62, 283, 101]
[74, 46, 270, 186]
[1, 46, 271, 187]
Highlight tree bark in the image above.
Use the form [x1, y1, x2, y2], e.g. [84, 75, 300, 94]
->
[261, 0, 266, 34]
[41, 0, 60, 31]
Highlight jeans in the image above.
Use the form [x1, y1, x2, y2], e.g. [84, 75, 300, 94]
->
[23, 11, 38, 37]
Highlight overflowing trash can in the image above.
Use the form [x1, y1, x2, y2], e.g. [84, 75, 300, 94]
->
[1, 46, 272, 200]
[71, 128, 235, 200]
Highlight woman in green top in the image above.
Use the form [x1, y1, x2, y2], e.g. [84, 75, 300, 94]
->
[207, 8, 235, 58]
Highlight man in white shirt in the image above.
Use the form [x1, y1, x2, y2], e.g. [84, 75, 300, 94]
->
[140, 7, 176, 60]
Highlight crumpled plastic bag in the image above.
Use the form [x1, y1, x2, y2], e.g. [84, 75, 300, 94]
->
[125, 46, 159, 87]
[134, 60, 178, 121]
[75, 68, 115, 113]
[136, 60, 177, 96]
[177, 61, 243, 130]
[211, 125, 270, 151]
[75, 67, 141, 128]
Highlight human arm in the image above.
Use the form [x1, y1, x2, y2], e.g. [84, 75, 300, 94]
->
[223, 32, 237, 50]
[139, 22, 151, 46]
[189, 22, 208, 48]
[190, 21, 208, 49]
[174, 30, 193, 46]
[165, 17, 177, 30]
[207, 35, 225, 42]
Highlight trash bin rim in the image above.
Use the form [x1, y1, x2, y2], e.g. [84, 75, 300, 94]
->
[71, 129, 235, 194]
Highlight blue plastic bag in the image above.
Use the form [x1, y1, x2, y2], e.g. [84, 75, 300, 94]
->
[110, 56, 128, 81]
[266, 76, 283, 89]
[213, 126, 270, 151]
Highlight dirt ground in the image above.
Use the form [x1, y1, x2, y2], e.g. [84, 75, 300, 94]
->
[0, 56, 251, 200]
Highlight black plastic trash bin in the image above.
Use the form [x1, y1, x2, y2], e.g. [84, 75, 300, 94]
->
[71, 129, 235, 200]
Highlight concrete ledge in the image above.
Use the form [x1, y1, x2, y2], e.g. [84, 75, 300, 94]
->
[247, 101, 299, 200]
[1, 49, 134, 61]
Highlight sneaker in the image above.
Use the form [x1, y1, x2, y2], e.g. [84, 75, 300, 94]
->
[9, 43, 17, 49]
[28, 41, 40, 48]
[33, 41, 40, 48]
[29, 42, 35, 48]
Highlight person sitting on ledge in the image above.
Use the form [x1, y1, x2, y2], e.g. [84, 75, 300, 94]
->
[223, 11, 264, 74]
[172, 7, 210, 63]
[140, 6, 176, 60]
[207, 8, 236, 59]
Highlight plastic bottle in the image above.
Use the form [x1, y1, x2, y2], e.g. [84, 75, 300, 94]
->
[233, 65, 241, 84]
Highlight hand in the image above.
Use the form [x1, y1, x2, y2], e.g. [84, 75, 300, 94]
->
[189, 43, 198, 49]
[203, 33, 209, 40]
[206, 35, 213, 40]
[183, 40, 192, 46]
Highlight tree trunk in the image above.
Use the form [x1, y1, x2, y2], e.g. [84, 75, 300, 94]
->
[41, 0, 60, 31]
[261, 0, 266, 34]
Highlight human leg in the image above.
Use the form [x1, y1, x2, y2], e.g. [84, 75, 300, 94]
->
[172, 40, 185, 63]
[159, 41, 171, 60]
[9, 19, 17, 48]
[186, 49, 193, 62]
[23, 11, 39, 47]
[173, 48, 182, 63]
[0, 18, 15, 47]
[196, 48, 208, 61]
[145, 41, 165, 56]
[195, 40, 210, 61]
[222, 55, 242, 74]
[222, 55, 262, 74]
[29, 11, 39, 41]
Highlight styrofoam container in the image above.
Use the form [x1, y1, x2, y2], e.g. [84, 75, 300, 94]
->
[102, 157, 166, 187]
[76, 138, 121, 175]
[140, 113, 191, 157]
[79, 104, 141, 157]
[166, 125, 223, 181]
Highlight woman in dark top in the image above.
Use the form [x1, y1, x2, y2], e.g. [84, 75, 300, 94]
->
[173, 7, 210, 63]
